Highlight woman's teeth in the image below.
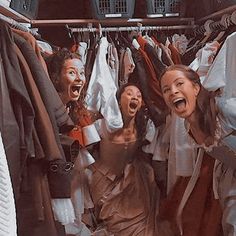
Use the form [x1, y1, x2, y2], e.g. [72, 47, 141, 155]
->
[173, 98, 186, 109]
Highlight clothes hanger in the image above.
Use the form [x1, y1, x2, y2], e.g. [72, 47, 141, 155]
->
[82, 30, 90, 45]
[107, 31, 114, 44]
[198, 20, 214, 45]
[213, 14, 232, 42]
[98, 23, 103, 39]
[217, 11, 236, 44]
[184, 21, 210, 53]
[118, 29, 130, 48]
[65, 24, 76, 44]
[209, 16, 227, 42]
[65, 24, 78, 52]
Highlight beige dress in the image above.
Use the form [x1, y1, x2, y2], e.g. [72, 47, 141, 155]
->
[89, 133, 171, 235]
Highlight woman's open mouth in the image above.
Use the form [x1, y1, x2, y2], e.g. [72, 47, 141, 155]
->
[172, 98, 186, 111]
[129, 100, 138, 110]
[71, 82, 84, 97]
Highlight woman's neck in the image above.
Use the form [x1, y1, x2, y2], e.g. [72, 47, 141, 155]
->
[186, 109, 201, 130]
[186, 111, 213, 146]
[110, 116, 137, 143]
[122, 116, 135, 129]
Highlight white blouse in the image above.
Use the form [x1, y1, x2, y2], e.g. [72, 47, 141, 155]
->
[85, 37, 123, 133]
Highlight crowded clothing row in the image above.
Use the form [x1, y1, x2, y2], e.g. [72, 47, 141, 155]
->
[0, 15, 236, 236]
[0, 20, 74, 236]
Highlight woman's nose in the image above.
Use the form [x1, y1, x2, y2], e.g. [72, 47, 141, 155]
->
[75, 73, 82, 81]
[170, 86, 179, 95]
[133, 94, 140, 100]
[76, 72, 85, 82]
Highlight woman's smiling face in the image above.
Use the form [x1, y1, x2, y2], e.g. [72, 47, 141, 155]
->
[161, 70, 200, 119]
[60, 58, 86, 104]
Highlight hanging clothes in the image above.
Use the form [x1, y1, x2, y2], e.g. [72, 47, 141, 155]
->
[0, 20, 79, 236]
[0, 132, 17, 236]
[189, 41, 220, 83]
[119, 47, 135, 87]
[85, 37, 123, 133]
[168, 44, 182, 64]
[107, 42, 119, 88]
[0, 20, 35, 200]
[14, 43, 64, 236]
[202, 31, 236, 235]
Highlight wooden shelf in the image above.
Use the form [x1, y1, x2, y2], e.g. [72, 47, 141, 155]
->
[0, 3, 30, 23]
[31, 17, 195, 27]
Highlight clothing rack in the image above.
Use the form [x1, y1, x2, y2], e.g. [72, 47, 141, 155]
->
[70, 24, 195, 33]
[195, 10, 236, 34]
[31, 17, 195, 27]
[0, 12, 39, 36]
[197, 5, 236, 23]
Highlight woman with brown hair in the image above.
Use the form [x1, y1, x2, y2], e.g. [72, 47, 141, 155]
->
[46, 48, 98, 235]
[89, 82, 172, 236]
[160, 64, 236, 235]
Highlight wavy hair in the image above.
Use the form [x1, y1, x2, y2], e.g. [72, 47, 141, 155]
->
[46, 48, 87, 124]
[160, 64, 217, 138]
[46, 48, 81, 92]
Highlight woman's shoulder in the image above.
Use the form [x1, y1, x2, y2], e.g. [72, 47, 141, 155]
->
[216, 97, 236, 133]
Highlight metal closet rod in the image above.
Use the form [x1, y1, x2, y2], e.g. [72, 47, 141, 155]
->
[195, 10, 236, 34]
[0, 13, 39, 36]
[70, 24, 195, 33]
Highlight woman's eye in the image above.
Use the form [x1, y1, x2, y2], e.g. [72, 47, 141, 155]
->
[176, 82, 183, 87]
[163, 88, 170, 94]
[69, 70, 76, 75]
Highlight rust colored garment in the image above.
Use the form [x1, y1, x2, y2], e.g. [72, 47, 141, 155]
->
[89, 138, 171, 235]
[168, 44, 182, 64]
[136, 36, 165, 110]
[68, 125, 84, 146]
[159, 153, 222, 236]
[151, 36, 160, 46]
[159, 43, 174, 66]
[68, 104, 95, 147]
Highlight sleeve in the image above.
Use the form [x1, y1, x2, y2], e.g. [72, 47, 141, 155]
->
[85, 37, 123, 133]
[203, 32, 236, 100]
[217, 97, 236, 131]
[142, 118, 170, 161]
[144, 119, 156, 143]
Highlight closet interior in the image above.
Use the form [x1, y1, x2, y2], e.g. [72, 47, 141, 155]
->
[1, 0, 236, 236]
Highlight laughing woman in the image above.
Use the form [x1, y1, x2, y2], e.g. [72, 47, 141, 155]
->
[46, 48, 86, 105]
[160, 64, 236, 236]
[89, 83, 173, 236]
[46, 48, 99, 235]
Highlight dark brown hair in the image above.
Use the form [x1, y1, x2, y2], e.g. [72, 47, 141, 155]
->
[46, 48, 81, 92]
[46, 48, 86, 124]
[116, 83, 148, 141]
[160, 64, 217, 138]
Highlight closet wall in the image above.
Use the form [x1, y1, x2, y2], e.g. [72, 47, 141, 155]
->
[0, 1, 236, 236]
